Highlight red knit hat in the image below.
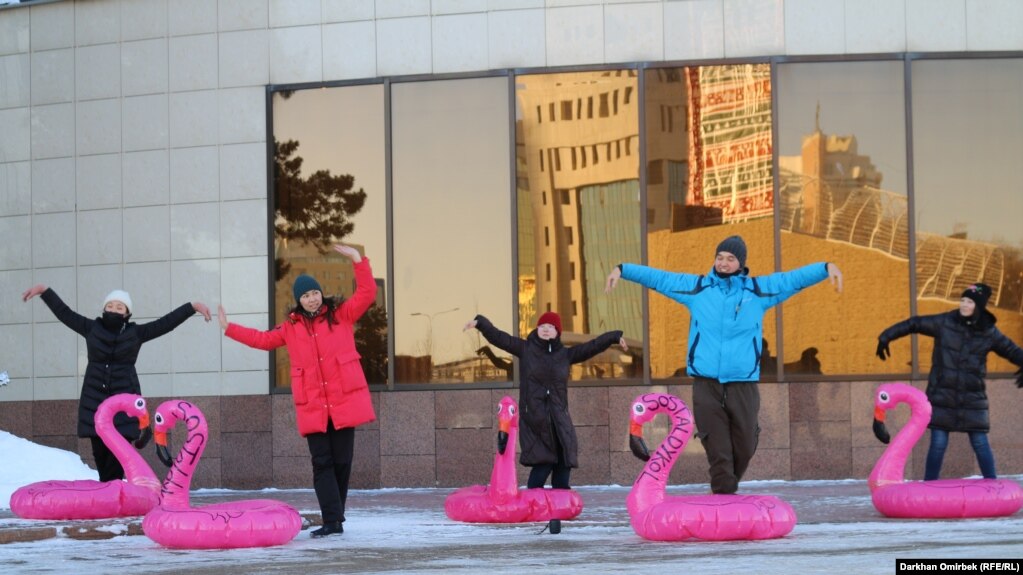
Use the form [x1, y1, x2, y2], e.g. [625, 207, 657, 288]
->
[537, 311, 562, 335]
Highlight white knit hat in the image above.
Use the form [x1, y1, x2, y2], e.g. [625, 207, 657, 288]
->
[102, 289, 133, 313]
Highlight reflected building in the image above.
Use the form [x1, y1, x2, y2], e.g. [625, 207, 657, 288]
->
[515, 71, 643, 341]
[780, 119, 1009, 308]
[646, 64, 773, 232]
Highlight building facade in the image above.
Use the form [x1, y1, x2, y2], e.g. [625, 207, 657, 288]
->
[2, 0, 1023, 490]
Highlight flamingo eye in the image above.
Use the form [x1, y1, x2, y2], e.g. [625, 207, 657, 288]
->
[135, 398, 145, 410]
[879, 391, 889, 403]
[154, 413, 164, 425]
[632, 403, 645, 415]
[508, 405, 516, 416]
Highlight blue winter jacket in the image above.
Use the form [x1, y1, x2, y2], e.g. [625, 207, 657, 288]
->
[621, 262, 830, 383]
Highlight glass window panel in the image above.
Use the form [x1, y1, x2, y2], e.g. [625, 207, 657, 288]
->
[777, 60, 910, 377]
[912, 58, 1023, 374]
[270, 85, 388, 388]
[645, 64, 777, 380]
[392, 77, 513, 384]
[516, 71, 643, 381]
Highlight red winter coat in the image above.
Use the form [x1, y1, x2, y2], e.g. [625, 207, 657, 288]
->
[225, 259, 377, 436]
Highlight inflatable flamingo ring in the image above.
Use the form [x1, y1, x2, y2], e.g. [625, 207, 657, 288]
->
[444, 396, 584, 523]
[10, 393, 161, 519]
[141, 400, 302, 549]
[870, 382, 1023, 518]
[627, 392, 797, 541]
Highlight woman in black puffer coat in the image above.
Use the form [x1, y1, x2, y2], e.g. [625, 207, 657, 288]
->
[23, 284, 210, 482]
[876, 283, 1023, 480]
[465, 312, 625, 489]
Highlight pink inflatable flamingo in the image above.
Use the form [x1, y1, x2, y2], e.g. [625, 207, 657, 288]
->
[444, 396, 583, 523]
[627, 393, 796, 541]
[10, 394, 161, 520]
[141, 400, 302, 549]
[870, 382, 1023, 518]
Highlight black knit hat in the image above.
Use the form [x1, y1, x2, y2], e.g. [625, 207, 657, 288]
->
[715, 235, 747, 268]
[292, 274, 322, 303]
[961, 283, 992, 310]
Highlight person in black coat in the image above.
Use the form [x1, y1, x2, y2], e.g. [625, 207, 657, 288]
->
[464, 312, 626, 489]
[876, 283, 1023, 480]
[22, 284, 211, 482]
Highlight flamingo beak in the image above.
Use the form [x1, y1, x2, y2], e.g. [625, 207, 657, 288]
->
[629, 421, 650, 462]
[154, 430, 174, 467]
[872, 406, 890, 444]
[132, 413, 153, 448]
[497, 419, 510, 454]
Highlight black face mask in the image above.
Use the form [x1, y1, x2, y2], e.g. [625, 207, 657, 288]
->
[101, 311, 129, 332]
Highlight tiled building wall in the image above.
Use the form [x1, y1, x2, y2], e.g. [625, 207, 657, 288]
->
[3, 1, 1023, 487]
[4, 379, 1021, 489]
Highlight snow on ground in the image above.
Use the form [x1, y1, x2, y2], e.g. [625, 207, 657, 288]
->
[0, 430, 97, 507]
[2, 430, 1022, 574]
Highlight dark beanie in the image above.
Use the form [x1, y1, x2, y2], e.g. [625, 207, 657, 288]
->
[292, 274, 322, 303]
[537, 311, 562, 335]
[961, 283, 992, 310]
[715, 235, 747, 268]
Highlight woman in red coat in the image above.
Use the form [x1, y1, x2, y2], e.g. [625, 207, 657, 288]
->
[218, 244, 376, 538]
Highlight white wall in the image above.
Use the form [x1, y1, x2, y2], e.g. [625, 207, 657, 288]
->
[1, 0, 1021, 400]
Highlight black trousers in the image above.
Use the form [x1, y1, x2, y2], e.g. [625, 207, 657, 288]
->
[692, 378, 760, 494]
[527, 427, 571, 489]
[306, 423, 355, 524]
[90, 436, 125, 482]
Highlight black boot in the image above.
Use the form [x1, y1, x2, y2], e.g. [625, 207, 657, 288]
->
[311, 521, 343, 538]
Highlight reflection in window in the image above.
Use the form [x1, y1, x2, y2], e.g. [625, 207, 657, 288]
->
[644, 64, 777, 379]
[392, 77, 513, 384]
[271, 85, 388, 388]
[912, 58, 1023, 374]
[777, 60, 909, 377]
[516, 71, 643, 381]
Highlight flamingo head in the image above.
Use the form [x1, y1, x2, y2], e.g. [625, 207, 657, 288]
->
[115, 394, 151, 430]
[628, 395, 663, 462]
[496, 396, 518, 455]
[152, 400, 191, 468]
[873, 383, 927, 445]
[126, 395, 153, 449]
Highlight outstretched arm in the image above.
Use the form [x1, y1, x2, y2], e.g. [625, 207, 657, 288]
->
[33, 286, 91, 337]
[220, 304, 288, 350]
[876, 314, 941, 361]
[136, 302, 203, 343]
[465, 315, 524, 358]
[333, 244, 378, 323]
[567, 330, 624, 364]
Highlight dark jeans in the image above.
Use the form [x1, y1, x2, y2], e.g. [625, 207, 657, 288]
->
[527, 463, 571, 489]
[307, 423, 355, 524]
[90, 436, 125, 482]
[924, 429, 996, 480]
[527, 426, 571, 489]
[692, 378, 761, 494]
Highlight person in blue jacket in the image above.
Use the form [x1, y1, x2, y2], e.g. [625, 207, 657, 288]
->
[604, 235, 843, 494]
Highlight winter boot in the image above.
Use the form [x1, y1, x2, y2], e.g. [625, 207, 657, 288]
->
[311, 521, 343, 538]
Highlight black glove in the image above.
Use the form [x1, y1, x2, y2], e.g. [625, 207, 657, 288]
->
[133, 426, 152, 449]
[1015, 368, 1023, 389]
[875, 339, 890, 361]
